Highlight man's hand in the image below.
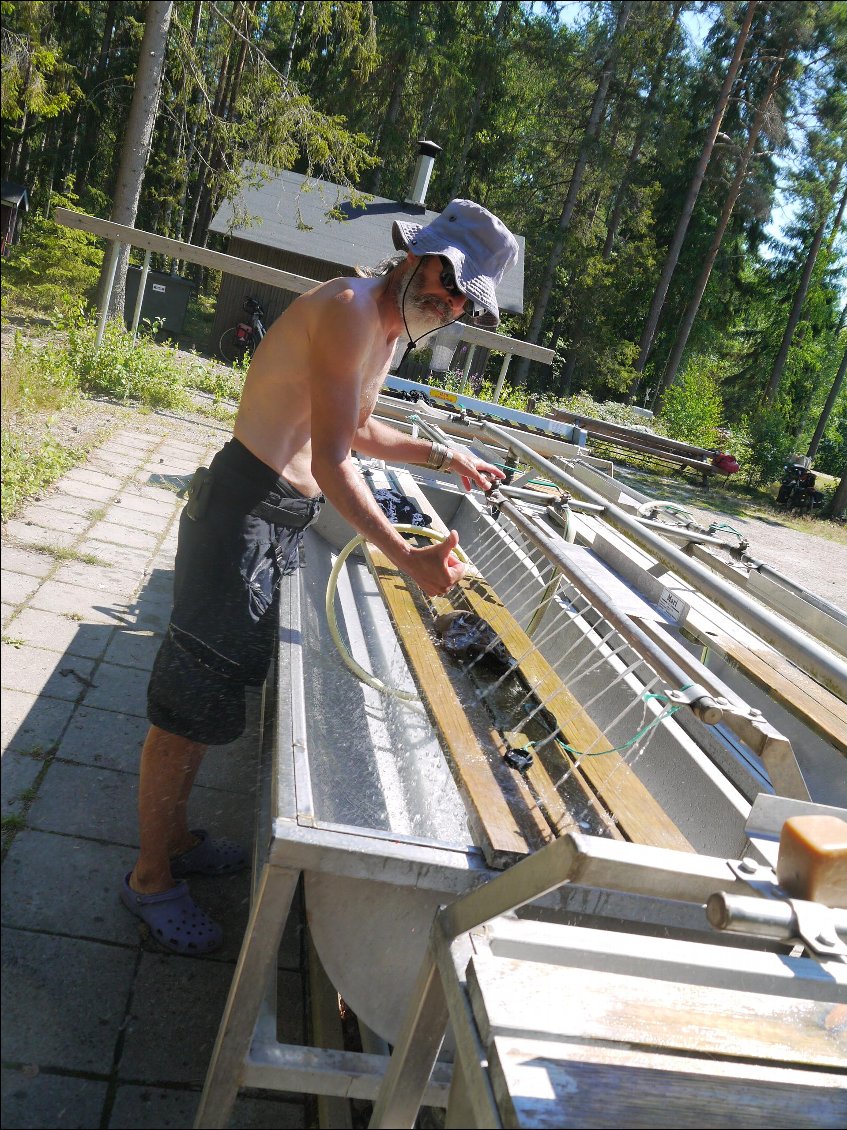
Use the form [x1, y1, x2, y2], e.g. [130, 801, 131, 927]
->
[447, 443, 506, 493]
[403, 529, 466, 597]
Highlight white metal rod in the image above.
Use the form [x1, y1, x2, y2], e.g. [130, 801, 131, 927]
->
[478, 419, 847, 700]
[493, 353, 511, 402]
[459, 344, 476, 394]
[95, 240, 122, 347]
[130, 248, 152, 340]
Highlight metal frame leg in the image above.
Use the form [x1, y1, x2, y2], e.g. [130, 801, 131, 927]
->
[194, 864, 301, 1129]
[368, 950, 450, 1129]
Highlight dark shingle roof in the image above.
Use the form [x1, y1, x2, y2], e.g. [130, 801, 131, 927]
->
[209, 167, 524, 315]
[1, 182, 29, 209]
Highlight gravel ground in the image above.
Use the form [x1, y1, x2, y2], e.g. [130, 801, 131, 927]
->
[613, 463, 847, 611]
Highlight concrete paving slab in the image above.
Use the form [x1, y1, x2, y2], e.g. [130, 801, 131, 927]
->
[28, 580, 134, 625]
[1, 545, 55, 577]
[63, 467, 126, 491]
[87, 457, 144, 477]
[1, 570, 43, 605]
[16, 506, 94, 535]
[2, 608, 115, 659]
[81, 660, 149, 716]
[102, 628, 161, 671]
[1, 927, 138, 1073]
[79, 540, 153, 574]
[119, 956, 304, 1084]
[132, 601, 173, 634]
[0, 1068, 108, 1130]
[1, 829, 138, 946]
[3, 521, 79, 551]
[50, 478, 119, 503]
[101, 505, 172, 534]
[2, 602, 17, 626]
[27, 761, 139, 846]
[1, 690, 77, 754]
[109, 489, 178, 517]
[137, 568, 174, 599]
[117, 953, 240, 1085]
[2, 642, 97, 700]
[110, 1084, 307, 1129]
[52, 560, 143, 597]
[132, 479, 189, 501]
[84, 521, 161, 553]
[55, 704, 148, 773]
[35, 492, 109, 518]
[1, 750, 42, 816]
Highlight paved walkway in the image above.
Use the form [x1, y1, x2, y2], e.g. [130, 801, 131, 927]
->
[2, 420, 310, 1128]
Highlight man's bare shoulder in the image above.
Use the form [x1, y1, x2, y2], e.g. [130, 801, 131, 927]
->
[301, 274, 382, 314]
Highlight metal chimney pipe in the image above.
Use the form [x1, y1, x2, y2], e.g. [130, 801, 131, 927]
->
[406, 140, 442, 207]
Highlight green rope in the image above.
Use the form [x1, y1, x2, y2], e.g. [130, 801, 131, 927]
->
[709, 521, 745, 542]
[543, 684, 693, 760]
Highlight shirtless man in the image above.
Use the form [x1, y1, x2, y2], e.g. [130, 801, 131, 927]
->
[120, 199, 519, 954]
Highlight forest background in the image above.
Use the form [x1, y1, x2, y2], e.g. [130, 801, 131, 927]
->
[1, 0, 846, 510]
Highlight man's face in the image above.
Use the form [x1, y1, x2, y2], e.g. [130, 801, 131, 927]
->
[396, 255, 468, 340]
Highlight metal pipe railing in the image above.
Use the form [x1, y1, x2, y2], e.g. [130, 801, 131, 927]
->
[478, 420, 847, 702]
[495, 498, 724, 725]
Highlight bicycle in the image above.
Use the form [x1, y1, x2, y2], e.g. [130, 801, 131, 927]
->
[218, 296, 267, 364]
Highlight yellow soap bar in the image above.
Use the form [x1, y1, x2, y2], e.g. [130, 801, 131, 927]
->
[777, 815, 847, 908]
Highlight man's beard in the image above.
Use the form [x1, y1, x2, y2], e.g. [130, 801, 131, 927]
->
[395, 268, 454, 343]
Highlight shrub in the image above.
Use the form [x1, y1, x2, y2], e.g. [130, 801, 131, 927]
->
[26, 308, 193, 411]
[731, 408, 794, 487]
[657, 357, 725, 448]
[1, 185, 102, 314]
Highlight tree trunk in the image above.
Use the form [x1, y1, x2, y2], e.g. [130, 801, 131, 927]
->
[449, 0, 515, 198]
[807, 348, 847, 462]
[513, 0, 633, 386]
[370, 1, 423, 195]
[602, 0, 684, 262]
[630, 0, 757, 393]
[283, 0, 307, 80]
[96, 0, 174, 320]
[763, 171, 846, 406]
[825, 467, 847, 520]
[655, 56, 784, 400]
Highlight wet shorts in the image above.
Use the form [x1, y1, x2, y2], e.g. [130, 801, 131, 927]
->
[147, 438, 323, 744]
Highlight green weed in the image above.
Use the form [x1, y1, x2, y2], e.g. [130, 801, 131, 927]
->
[1, 428, 83, 521]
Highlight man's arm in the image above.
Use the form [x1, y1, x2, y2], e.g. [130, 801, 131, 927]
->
[354, 416, 505, 493]
[308, 292, 465, 596]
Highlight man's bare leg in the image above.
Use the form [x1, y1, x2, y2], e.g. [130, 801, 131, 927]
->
[130, 724, 207, 894]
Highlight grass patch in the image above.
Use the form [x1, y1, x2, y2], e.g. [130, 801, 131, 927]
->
[47, 546, 109, 566]
[2, 635, 25, 648]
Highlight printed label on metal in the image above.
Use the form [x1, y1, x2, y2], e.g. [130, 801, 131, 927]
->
[658, 588, 688, 622]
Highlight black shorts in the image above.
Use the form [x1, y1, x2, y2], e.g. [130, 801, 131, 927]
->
[147, 438, 323, 744]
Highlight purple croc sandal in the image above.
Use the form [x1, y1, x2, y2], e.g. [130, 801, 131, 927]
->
[170, 829, 248, 878]
[120, 874, 223, 955]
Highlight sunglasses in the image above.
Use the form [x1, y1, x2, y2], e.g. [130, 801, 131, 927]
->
[437, 257, 464, 300]
[435, 256, 484, 318]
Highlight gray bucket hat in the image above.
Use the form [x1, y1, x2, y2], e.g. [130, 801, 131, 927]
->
[391, 199, 519, 328]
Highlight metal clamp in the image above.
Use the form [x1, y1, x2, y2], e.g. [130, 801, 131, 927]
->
[660, 683, 724, 726]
